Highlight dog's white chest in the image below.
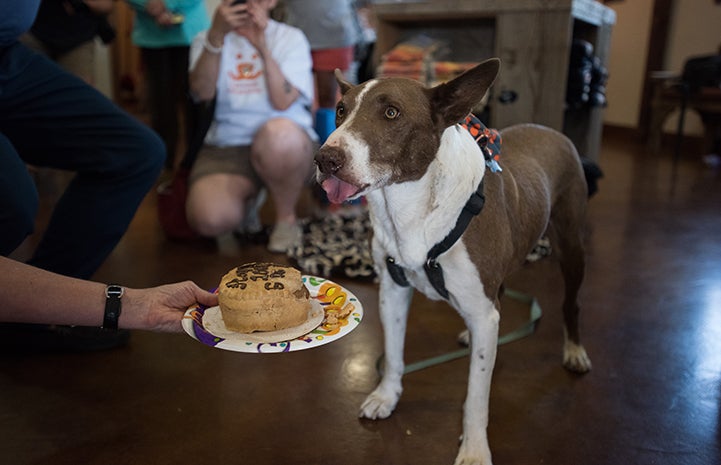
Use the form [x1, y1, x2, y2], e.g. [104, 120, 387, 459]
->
[369, 202, 483, 303]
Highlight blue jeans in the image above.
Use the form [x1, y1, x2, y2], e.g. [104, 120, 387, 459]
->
[0, 42, 165, 279]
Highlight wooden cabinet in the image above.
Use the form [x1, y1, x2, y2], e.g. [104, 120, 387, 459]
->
[372, 0, 615, 161]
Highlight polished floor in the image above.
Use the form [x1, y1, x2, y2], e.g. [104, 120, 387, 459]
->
[2, 128, 720, 465]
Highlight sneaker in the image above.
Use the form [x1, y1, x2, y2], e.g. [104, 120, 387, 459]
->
[267, 221, 302, 253]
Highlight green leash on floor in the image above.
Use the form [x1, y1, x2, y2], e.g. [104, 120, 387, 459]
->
[376, 289, 543, 375]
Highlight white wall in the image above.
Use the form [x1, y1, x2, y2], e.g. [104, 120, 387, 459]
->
[603, 0, 653, 129]
[604, 0, 721, 135]
[662, 0, 721, 135]
[666, 0, 721, 69]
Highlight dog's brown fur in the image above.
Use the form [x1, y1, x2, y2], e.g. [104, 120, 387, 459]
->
[315, 58, 591, 465]
[464, 124, 589, 350]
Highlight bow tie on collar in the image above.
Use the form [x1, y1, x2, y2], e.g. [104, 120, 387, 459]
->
[458, 114, 503, 173]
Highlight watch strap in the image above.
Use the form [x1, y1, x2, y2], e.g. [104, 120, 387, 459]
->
[103, 285, 124, 330]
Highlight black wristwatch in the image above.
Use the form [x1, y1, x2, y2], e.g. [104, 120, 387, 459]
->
[103, 285, 124, 330]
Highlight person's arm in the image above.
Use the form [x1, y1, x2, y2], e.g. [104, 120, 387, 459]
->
[0, 256, 218, 333]
[188, 0, 239, 102]
[240, 1, 300, 110]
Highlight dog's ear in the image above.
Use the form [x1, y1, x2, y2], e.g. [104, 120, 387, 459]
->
[429, 58, 501, 128]
[334, 68, 353, 95]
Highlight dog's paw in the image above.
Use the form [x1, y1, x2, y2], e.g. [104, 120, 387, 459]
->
[358, 386, 401, 420]
[457, 329, 470, 346]
[454, 439, 493, 465]
[563, 341, 592, 373]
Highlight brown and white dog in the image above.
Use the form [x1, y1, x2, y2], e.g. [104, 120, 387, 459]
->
[315, 58, 592, 465]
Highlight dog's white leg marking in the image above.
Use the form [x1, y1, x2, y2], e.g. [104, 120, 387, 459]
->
[457, 329, 470, 346]
[359, 273, 413, 420]
[555, 229, 592, 374]
[453, 294, 499, 465]
[563, 328, 592, 373]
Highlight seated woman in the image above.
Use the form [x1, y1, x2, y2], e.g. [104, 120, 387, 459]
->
[186, 0, 316, 253]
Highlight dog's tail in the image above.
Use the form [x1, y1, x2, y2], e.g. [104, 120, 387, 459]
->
[581, 157, 603, 197]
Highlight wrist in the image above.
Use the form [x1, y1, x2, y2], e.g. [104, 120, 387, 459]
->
[102, 284, 124, 330]
[114, 287, 143, 330]
[206, 30, 225, 48]
[203, 32, 224, 55]
[255, 42, 270, 60]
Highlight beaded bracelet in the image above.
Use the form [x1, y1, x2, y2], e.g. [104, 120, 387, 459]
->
[203, 36, 223, 54]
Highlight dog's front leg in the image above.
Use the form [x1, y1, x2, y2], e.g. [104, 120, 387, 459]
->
[359, 275, 413, 420]
[454, 298, 500, 465]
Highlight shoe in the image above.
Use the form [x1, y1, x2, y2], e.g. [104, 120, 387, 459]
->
[238, 188, 267, 235]
[233, 189, 269, 244]
[0, 323, 130, 353]
[267, 221, 302, 253]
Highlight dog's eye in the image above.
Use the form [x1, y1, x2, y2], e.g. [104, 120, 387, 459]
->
[336, 104, 345, 119]
[384, 106, 400, 119]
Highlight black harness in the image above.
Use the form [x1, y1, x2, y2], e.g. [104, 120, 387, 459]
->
[385, 115, 501, 300]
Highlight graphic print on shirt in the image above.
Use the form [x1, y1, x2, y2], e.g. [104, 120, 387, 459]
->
[227, 52, 263, 96]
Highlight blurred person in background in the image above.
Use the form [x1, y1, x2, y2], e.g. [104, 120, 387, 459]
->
[185, 0, 316, 254]
[126, 0, 210, 172]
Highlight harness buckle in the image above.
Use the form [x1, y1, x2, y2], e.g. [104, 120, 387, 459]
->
[386, 256, 410, 287]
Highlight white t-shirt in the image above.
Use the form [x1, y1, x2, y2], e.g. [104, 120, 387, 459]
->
[190, 20, 316, 147]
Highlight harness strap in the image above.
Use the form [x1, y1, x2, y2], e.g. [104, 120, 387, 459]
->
[386, 256, 410, 287]
[385, 114, 499, 299]
[423, 177, 485, 299]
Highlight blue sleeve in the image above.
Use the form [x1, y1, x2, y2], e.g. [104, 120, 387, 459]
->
[0, 0, 41, 46]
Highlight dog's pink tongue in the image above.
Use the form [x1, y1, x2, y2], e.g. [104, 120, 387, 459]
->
[322, 176, 358, 204]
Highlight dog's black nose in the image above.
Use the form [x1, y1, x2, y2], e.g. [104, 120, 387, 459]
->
[315, 146, 344, 175]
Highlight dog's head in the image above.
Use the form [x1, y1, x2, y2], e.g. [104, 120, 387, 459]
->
[315, 58, 500, 204]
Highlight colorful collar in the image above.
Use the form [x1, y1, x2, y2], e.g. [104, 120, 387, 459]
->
[458, 114, 502, 173]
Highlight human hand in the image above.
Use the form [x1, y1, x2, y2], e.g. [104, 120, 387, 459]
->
[145, 0, 166, 18]
[145, 0, 179, 27]
[123, 281, 218, 333]
[210, 0, 269, 51]
[209, 0, 245, 39]
[233, 0, 270, 51]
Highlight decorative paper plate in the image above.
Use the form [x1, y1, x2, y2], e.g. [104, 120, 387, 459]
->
[182, 276, 363, 353]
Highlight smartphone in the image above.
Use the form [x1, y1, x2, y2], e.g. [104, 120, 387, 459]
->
[231, 0, 247, 5]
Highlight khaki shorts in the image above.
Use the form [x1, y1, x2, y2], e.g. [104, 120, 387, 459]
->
[189, 145, 264, 190]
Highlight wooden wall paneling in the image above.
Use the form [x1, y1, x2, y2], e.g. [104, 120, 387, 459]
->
[493, 10, 573, 131]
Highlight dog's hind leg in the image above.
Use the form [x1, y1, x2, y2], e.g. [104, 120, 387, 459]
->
[359, 278, 414, 420]
[453, 295, 500, 465]
[549, 221, 592, 374]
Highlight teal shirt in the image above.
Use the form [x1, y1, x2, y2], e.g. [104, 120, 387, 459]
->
[129, 0, 209, 48]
